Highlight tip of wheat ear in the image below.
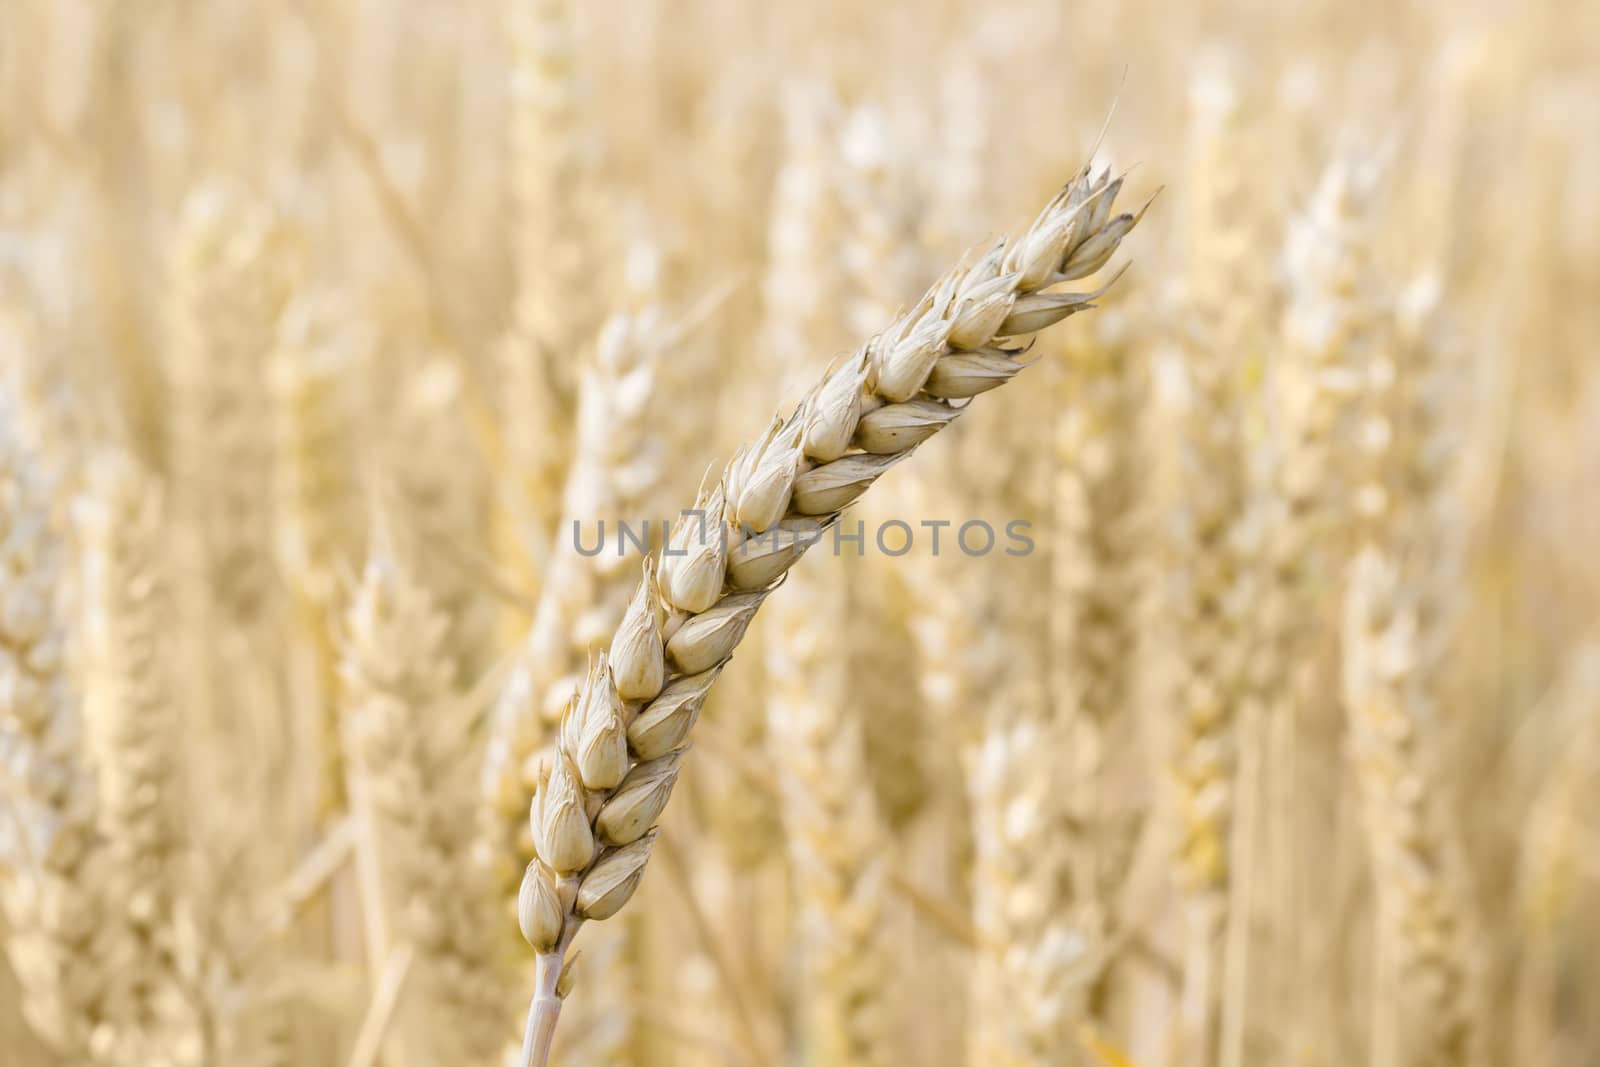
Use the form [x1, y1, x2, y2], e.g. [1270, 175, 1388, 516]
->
[514, 160, 1146, 1051]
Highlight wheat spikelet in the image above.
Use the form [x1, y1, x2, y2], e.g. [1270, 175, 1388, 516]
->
[339, 520, 511, 1064]
[512, 161, 1147, 1066]
[765, 561, 895, 1066]
[0, 396, 119, 1059]
[77, 456, 184, 1058]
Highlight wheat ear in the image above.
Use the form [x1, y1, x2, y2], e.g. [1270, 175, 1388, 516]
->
[849, 558, 929, 829]
[834, 103, 932, 834]
[502, 0, 604, 549]
[1252, 157, 1382, 1058]
[275, 305, 366, 822]
[339, 516, 511, 1064]
[1050, 314, 1144, 1014]
[512, 162, 1149, 1067]
[1163, 76, 1266, 1067]
[0, 397, 117, 1059]
[766, 561, 895, 1066]
[78, 456, 186, 1057]
[696, 88, 845, 874]
[1342, 552, 1475, 1067]
[1342, 276, 1477, 1067]
[167, 184, 292, 631]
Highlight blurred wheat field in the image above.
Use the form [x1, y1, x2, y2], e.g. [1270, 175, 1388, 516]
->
[1, 1, 1598, 1065]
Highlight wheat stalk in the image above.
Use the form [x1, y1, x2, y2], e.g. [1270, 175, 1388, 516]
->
[511, 161, 1148, 1067]
[1515, 644, 1600, 1059]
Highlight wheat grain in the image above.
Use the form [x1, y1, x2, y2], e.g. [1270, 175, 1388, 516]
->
[512, 161, 1147, 1066]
